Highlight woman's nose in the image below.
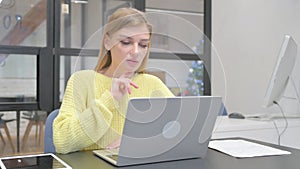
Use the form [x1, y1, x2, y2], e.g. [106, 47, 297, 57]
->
[130, 43, 139, 55]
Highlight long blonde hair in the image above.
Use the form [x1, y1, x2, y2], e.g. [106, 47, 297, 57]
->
[94, 8, 152, 73]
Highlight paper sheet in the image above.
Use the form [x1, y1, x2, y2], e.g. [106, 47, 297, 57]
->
[208, 139, 291, 158]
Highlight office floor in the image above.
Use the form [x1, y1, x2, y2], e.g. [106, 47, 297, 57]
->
[0, 111, 44, 157]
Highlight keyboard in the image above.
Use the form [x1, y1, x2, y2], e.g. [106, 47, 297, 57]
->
[105, 148, 119, 155]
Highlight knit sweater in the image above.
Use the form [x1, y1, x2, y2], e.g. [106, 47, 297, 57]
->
[53, 70, 174, 154]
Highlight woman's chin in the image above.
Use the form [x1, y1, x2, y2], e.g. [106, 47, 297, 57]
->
[125, 65, 140, 72]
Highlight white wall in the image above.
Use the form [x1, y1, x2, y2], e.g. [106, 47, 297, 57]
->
[212, 0, 300, 115]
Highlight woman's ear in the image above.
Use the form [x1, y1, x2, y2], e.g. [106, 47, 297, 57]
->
[104, 34, 111, 50]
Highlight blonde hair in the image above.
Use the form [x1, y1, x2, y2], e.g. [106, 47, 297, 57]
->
[94, 8, 152, 73]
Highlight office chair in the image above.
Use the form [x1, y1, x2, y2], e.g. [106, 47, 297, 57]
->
[220, 104, 228, 116]
[0, 113, 16, 152]
[44, 109, 59, 153]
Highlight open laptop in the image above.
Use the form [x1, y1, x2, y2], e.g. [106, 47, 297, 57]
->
[93, 96, 223, 166]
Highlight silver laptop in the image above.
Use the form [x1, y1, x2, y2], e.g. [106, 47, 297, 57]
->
[93, 96, 222, 166]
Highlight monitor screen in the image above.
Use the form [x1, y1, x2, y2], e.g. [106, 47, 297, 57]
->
[263, 35, 298, 107]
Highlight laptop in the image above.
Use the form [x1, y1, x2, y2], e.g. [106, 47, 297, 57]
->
[93, 96, 222, 166]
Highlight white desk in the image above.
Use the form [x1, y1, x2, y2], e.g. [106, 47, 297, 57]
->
[212, 116, 300, 149]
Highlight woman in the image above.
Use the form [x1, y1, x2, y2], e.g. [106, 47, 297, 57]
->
[53, 8, 174, 154]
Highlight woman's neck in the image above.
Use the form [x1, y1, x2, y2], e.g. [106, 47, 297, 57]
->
[101, 66, 134, 78]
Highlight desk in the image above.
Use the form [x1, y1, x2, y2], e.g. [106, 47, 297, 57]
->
[57, 139, 300, 169]
[212, 116, 300, 149]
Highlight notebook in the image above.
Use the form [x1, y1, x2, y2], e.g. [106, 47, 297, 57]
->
[93, 96, 222, 166]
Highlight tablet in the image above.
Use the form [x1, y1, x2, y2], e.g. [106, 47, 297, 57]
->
[0, 153, 72, 169]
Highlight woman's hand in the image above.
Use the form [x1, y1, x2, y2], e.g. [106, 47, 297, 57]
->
[111, 74, 138, 100]
[106, 137, 121, 150]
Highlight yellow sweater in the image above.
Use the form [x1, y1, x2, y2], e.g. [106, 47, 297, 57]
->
[53, 70, 174, 154]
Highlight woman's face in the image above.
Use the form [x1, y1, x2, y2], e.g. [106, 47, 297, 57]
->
[105, 25, 150, 76]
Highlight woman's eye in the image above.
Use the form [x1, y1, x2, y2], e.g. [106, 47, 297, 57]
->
[120, 41, 131, 45]
[120, 40, 148, 48]
[139, 43, 148, 48]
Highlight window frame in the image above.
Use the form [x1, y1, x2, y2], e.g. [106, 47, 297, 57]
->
[0, 0, 211, 112]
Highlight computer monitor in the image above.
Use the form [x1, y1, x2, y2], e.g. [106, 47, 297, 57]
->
[263, 35, 298, 107]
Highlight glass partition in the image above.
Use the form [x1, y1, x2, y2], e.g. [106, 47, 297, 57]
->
[0, 0, 47, 47]
[147, 59, 204, 96]
[0, 54, 37, 103]
[58, 0, 206, 99]
[145, 0, 204, 55]
[59, 0, 133, 48]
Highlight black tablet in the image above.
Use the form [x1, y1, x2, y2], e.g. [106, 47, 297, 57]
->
[0, 153, 72, 169]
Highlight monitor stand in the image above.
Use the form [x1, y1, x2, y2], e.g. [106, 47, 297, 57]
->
[267, 76, 300, 120]
[287, 76, 300, 105]
[244, 77, 300, 121]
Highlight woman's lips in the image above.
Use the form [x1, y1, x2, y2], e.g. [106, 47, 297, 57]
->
[127, 59, 139, 65]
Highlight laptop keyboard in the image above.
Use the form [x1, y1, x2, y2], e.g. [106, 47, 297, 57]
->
[106, 148, 119, 155]
[105, 148, 119, 161]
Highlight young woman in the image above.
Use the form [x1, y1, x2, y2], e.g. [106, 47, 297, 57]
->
[53, 8, 174, 154]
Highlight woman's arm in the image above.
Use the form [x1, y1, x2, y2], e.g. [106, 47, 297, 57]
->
[53, 72, 117, 154]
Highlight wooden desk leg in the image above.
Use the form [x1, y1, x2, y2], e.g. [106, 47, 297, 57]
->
[16, 111, 20, 152]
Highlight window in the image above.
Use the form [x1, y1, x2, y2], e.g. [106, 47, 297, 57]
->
[0, 0, 211, 112]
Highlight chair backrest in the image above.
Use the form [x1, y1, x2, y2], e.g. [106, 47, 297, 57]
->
[44, 109, 59, 153]
[219, 103, 228, 116]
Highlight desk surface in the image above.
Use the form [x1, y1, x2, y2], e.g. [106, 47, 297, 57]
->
[57, 139, 300, 169]
[212, 117, 300, 149]
[214, 116, 300, 132]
